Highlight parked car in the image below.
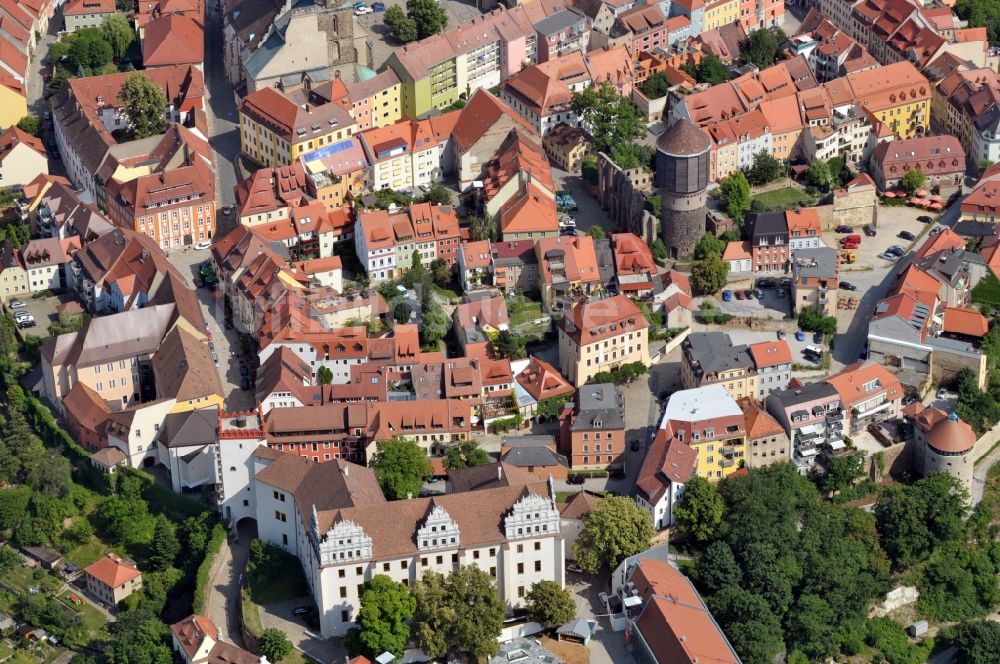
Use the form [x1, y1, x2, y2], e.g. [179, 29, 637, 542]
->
[777, 289, 786, 298]
[813, 332, 823, 343]
[567, 475, 586, 485]
[224, 318, 234, 330]
[744, 289, 754, 299]
[630, 440, 641, 451]
[840, 281, 857, 291]
[777, 330, 786, 340]
[795, 330, 806, 341]
[566, 562, 584, 574]
[902, 395, 918, 407]
[929, 226, 944, 236]
[240, 376, 251, 391]
[835, 225, 853, 233]
[887, 245, 905, 256]
[735, 290, 745, 300]
[292, 606, 311, 616]
[240, 365, 249, 377]
[878, 252, 897, 262]
[936, 387, 948, 400]
[898, 230, 916, 241]
[722, 289, 733, 301]
[917, 215, 933, 223]
[863, 223, 877, 236]
[754, 288, 765, 299]
[756, 278, 775, 288]
[194, 241, 211, 250]
[211, 352, 220, 367]
[428, 476, 439, 484]
[372, 1, 385, 9]
[354, 5, 372, 14]
[9, 300, 26, 309]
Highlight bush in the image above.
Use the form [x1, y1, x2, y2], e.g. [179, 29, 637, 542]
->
[865, 617, 935, 664]
[797, 306, 837, 335]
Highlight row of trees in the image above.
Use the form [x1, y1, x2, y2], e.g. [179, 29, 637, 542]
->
[346, 567, 575, 661]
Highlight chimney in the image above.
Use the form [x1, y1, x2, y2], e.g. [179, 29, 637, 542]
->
[342, 463, 349, 477]
[497, 464, 502, 481]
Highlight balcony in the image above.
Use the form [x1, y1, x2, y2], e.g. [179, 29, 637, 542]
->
[719, 459, 735, 468]
[722, 446, 735, 457]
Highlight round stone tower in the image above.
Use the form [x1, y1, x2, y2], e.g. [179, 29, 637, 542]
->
[922, 411, 976, 501]
[655, 119, 711, 259]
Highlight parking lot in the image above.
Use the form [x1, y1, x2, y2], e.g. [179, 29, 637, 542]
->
[7, 293, 62, 336]
[713, 284, 792, 320]
[355, 0, 484, 72]
[821, 202, 936, 272]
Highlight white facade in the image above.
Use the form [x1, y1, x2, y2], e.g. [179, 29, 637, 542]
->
[258, 340, 365, 385]
[634, 480, 685, 530]
[26, 263, 65, 293]
[354, 230, 396, 282]
[108, 399, 178, 468]
[216, 438, 269, 527]
[253, 473, 567, 638]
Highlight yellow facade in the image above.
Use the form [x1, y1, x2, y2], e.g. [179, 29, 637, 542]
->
[240, 114, 357, 168]
[369, 83, 402, 129]
[871, 99, 930, 140]
[169, 393, 225, 414]
[704, 0, 740, 31]
[0, 84, 27, 131]
[692, 434, 747, 480]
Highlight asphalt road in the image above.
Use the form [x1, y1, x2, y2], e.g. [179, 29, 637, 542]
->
[204, 1, 242, 209]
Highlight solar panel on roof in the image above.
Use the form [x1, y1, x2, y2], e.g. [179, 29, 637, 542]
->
[302, 139, 354, 162]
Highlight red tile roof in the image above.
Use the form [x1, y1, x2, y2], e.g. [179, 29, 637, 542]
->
[142, 14, 204, 68]
[942, 306, 988, 338]
[451, 89, 536, 153]
[85, 553, 141, 588]
[558, 294, 647, 345]
[748, 340, 792, 368]
[516, 356, 574, 402]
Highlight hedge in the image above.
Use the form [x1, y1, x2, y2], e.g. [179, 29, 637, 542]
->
[192, 523, 227, 614]
[24, 395, 90, 462]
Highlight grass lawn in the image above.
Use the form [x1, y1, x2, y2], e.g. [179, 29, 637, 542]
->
[64, 534, 115, 569]
[751, 186, 814, 211]
[555, 490, 579, 503]
[0, 640, 12, 659]
[58, 590, 108, 633]
[433, 283, 461, 303]
[241, 589, 263, 637]
[509, 298, 543, 328]
[247, 543, 310, 604]
[0, 564, 41, 594]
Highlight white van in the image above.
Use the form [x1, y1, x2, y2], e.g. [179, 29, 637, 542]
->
[804, 345, 823, 358]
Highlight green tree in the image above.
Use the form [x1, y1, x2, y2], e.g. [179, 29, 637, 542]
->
[651, 238, 667, 261]
[346, 575, 416, 659]
[106, 614, 173, 664]
[573, 495, 654, 573]
[316, 366, 333, 385]
[979, 159, 996, 175]
[874, 484, 932, 566]
[697, 53, 732, 85]
[147, 516, 180, 572]
[610, 141, 654, 170]
[827, 155, 854, 187]
[445, 440, 490, 470]
[371, 437, 432, 500]
[806, 160, 832, 191]
[901, 168, 927, 194]
[955, 0, 1000, 43]
[67, 29, 113, 73]
[412, 571, 451, 658]
[429, 258, 452, 288]
[674, 476, 724, 543]
[571, 81, 644, 155]
[16, 116, 40, 137]
[406, 0, 448, 38]
[696, 540, 743, 594]
[259, 628, 293, 662]
[392, 302, 412, 324]
[742, 28, 780, 69]
[384, 5, 418, 42]
[693, 232, 726, 260]
[421, 183, 452, 205]
[722, 171, 751, 223]
[587, 225, 606, 240]
[690, 254, 729, 294]
[402, 249, 426, 288]
[953, 620, 1000, 664]
[525, 580, 575, 628]
[747, 150, 783, 185]
[820, 451, 864, 494]
[494, 329, 525, 360]
[797, 306, 837, 335]
[419, 303, 450, 347]
[412, 567, 504, 658]
[118, 73, 168, 139]
[638, 71, 669, 99]
[101, 13, 134, 58]
[710, 586, 785, 664]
